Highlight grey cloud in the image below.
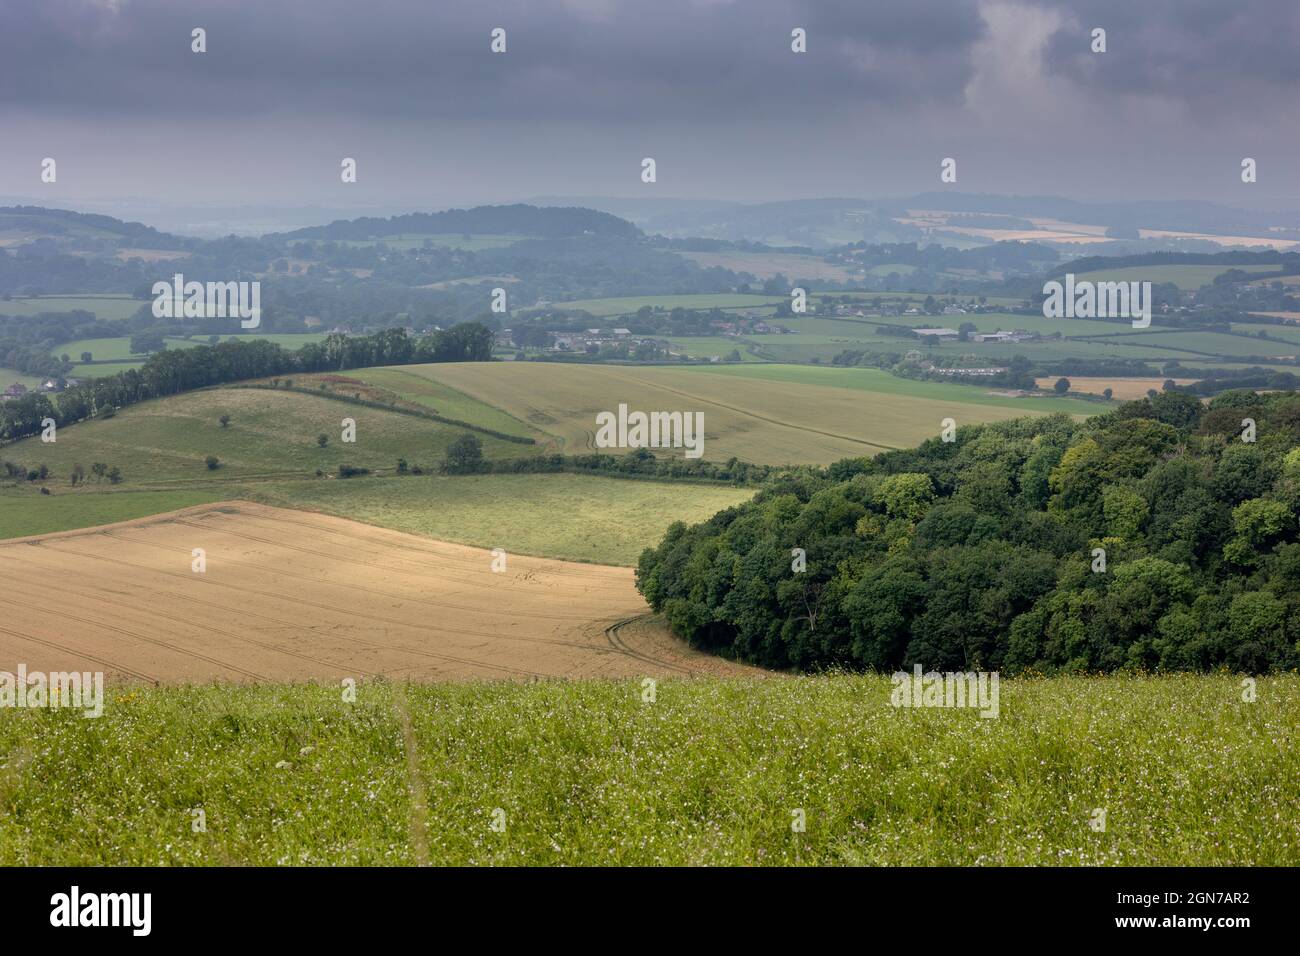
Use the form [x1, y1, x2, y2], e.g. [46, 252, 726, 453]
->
[1037, 0, 1300, 108]
[0, 0, 985, 122]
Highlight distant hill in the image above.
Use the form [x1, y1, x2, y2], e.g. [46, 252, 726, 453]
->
[895, 192, 1300, 240]
[272, 204, 641, 242]
[0, 206, 193, 249]
[525, 193, 1300, 250]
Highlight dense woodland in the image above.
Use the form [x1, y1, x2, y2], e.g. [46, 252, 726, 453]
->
[637, 389, 1300, 674]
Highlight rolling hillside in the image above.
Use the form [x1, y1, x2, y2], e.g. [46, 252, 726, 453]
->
[372, 361, 1096, 464]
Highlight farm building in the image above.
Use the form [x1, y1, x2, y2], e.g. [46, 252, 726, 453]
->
[913, 327, 960, 341]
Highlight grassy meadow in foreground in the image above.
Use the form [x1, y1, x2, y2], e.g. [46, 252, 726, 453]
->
[0, 674, 1293, 866]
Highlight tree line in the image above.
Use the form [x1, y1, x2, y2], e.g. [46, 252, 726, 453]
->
[0, 323, 493, 444]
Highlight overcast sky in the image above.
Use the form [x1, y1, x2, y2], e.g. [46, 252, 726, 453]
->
[2, 0, 1297, 213]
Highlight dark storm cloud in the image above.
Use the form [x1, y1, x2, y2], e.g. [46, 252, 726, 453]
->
[0, 0, 987, 122]
[3, 0, 1294, 123]
[1037, 0, 1300, 108]
[1, 0, 1296, 206]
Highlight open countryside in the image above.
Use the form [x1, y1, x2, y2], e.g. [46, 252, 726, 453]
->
[383, 361, 1094, 463]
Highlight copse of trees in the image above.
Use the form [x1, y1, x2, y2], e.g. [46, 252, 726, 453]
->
[636, 388, 1300, 675]
[0, 323, 494, 445]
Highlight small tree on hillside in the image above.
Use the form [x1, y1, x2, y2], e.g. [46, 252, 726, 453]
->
[1054, 377, 1071, 394]
[443, 434, 483, 474]
[219, 414, 231, 428]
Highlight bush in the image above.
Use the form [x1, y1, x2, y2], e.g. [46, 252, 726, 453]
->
[205, 455, 220, 470]
[337, 464, 370, 478]
[442, 434, 484, 474]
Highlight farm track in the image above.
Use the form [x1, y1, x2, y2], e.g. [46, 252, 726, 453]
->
[0, 502, 760, 684]
[604, 616, 695, 676]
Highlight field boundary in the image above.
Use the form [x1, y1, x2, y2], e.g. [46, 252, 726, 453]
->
[218, 383, 539, 444]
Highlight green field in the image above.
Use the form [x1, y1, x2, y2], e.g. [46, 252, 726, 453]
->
[684, 364, 1101, 414]
[399, 361, 1096, 464]
[54, 333, 330, 363]
[346, 367, 541, 439]
[68, 360, 145, 378]
[0, 487, 227, 539]
[660, 336, 766, 360]
[0, 379, 755, 559]
[1072, 264, 1281, 291]
[0, 369, 43, 391]
[248, 473, 754, 565]
[1, 673, 1293, 865]
[1232, 322, 1300, 346]
[0, 472, 747, 563]
[0, 294, 144, 321]
[0, 387, 529, 485]
[51, 337, 141, 362]
[555, 293, 784, 316]
[1106, 330, 1298, 359]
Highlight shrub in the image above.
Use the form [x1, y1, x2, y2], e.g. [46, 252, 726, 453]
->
[442, 434, 484, 474]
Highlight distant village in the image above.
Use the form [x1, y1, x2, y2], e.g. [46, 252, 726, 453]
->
[1, 377, 80, 401]
[497, 310, 793, 360]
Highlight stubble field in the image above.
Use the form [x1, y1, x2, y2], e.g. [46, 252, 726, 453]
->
[0, 501, 757, 684]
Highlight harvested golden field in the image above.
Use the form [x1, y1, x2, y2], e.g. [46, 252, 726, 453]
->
[0, 502, 757, 684]
[397, 362, 1074, 464]
[1036, 376, 1200, 400]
